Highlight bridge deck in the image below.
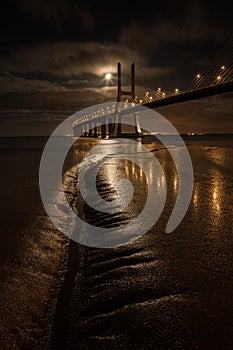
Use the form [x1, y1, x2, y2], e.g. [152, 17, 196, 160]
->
[143, 81, 233, 108]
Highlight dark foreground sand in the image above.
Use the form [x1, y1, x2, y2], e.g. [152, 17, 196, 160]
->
[0, 138, 69, 348]
[1, 136, 233, 349]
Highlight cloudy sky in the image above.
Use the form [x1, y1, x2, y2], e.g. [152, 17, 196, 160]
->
[0, 0, 232, 135]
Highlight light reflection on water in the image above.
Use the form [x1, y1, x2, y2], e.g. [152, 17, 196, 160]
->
[69, 137, 233, 234]
[188, 141, 233, 233]
[193, 183, 199, 209]
[192, 173, 222, 216]
[173, 176, 178, 192]
[212, 178, 220, 213]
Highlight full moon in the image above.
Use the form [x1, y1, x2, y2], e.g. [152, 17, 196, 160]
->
[105, 72, 112, 80]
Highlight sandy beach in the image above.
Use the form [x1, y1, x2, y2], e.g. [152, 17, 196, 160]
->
[0, 135, 233, 349]
[0, 137, 69, 348]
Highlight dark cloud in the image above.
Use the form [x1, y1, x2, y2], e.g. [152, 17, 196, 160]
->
[1, 0, 232, 46]
[0, 41, 175, 95]
[0, 1, 231, 79]
[0, 0, 232, 135]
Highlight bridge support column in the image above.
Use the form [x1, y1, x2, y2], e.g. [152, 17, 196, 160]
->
[101, 118, 106, 138]
[133, 112, 143, 137]
[93, 123, 98, 138]
[73, 125, 83, 137]
[108, 116, 115, 136]
[113, 112, 122, 137]
[82, 124, 85, 137]
[88, 124, 93, 137]
[84, 123, 89, 137]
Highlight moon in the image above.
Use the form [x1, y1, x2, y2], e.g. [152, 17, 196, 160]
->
[105, 72, 112, 80]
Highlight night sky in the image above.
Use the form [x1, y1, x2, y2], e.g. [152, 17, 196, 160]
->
[0, 0, 232, 135]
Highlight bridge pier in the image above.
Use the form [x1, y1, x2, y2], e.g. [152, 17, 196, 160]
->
[77, 119, 109, 139]
[84, 123, 89, 137]
[75, 111, 143, 139]
[101, 118, 107, 138]
[133, 112, 143, 137]
[108, 116, 115, 136]
[88, 124, 93, 137]
[93, 123, 98, 138]
[109, 111, 143, 138]
[112, 111, 122, 137]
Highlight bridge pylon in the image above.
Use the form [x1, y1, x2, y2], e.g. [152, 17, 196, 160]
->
[117, 62, 135, 102]
[111, 62, 142, 138]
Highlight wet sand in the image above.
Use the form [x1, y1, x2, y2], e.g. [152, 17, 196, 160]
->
[59, 137, 233, 349]
[0, 138, 69, 349]
[1, 136, 233, 349]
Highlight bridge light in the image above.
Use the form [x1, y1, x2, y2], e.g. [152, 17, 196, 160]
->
[146, 91, 149, 95]
[221, 65, 225, 70]
[196, 73, 201, 78]
[175, 88, 179, 93]
[217, 75, 221, 81]
[162, 92, 166, 97]
[157, 87, 161, 91]
[149, 96, 153, 101]
[139, 99, 143, 103]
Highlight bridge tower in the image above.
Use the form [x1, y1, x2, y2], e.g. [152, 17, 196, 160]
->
[117, 62, 135, 102]
[112, 62, 142, 137]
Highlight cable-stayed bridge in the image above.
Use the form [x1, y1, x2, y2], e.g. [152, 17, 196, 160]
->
[73, 44, 233, 138]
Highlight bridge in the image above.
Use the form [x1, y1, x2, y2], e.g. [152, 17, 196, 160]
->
[143, 81, 233, 109]
[73, 45, 233, 138]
